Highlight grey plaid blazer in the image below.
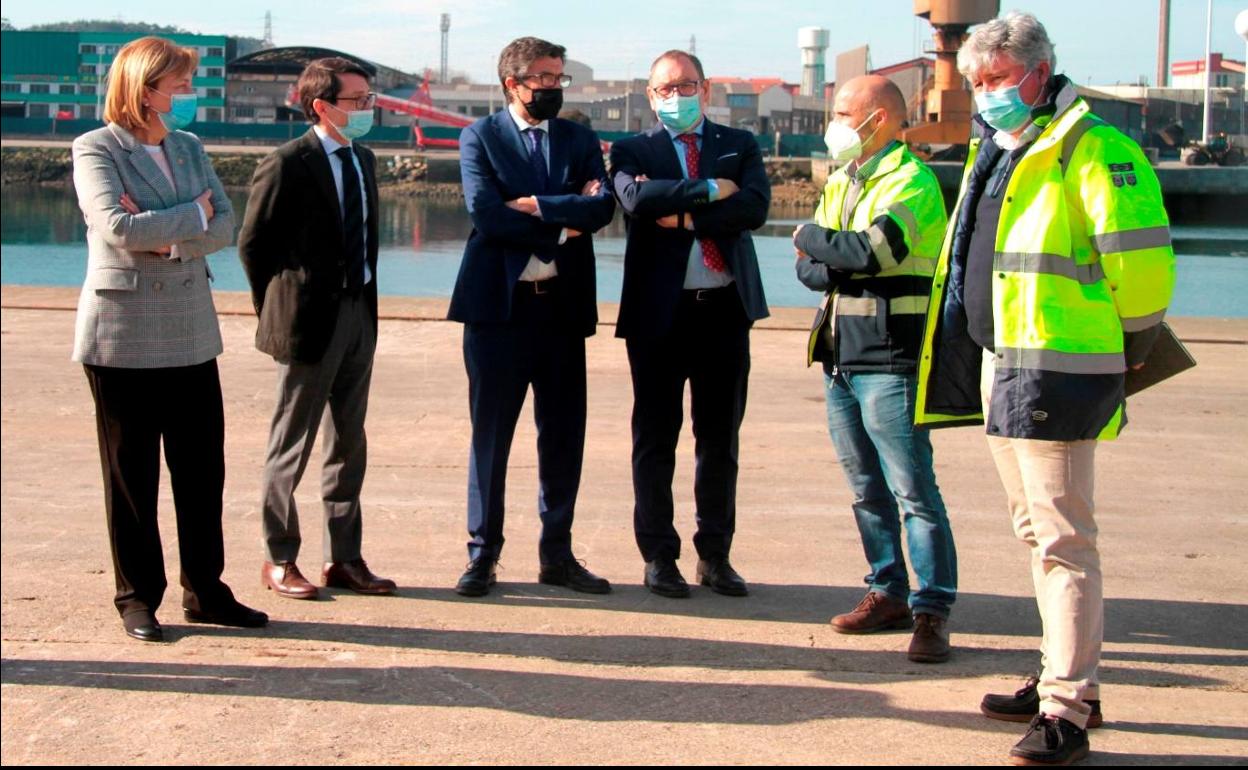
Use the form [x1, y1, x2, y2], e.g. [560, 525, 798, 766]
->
[71, 123, 234, 367]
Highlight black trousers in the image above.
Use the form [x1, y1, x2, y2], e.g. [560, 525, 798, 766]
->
[463, 278, 587, 565]
[627, 287, 751, 563]
[84, 359, 234, 619]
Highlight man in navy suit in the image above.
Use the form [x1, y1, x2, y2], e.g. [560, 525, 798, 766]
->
[610, 50, 771, 598]
[448, 37, 616, 597]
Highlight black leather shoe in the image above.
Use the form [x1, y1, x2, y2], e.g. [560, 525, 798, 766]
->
[456, 558, 497, 597]
[982, 674, 1103, 728]
[183, 602, 269, 628]
[539, 558, 611, 594]
[644, 559, 691, 598]
[1008, 714, 1089, 766]
[123, 612, 164, 643]
[696, 558, 748, 596]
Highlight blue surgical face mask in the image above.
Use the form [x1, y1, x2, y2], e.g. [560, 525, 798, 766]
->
[974, 68, 1039, 133]
[327, 102, 374, 141]
[151, 90, 197, 131]
[655, 93, 702, 134]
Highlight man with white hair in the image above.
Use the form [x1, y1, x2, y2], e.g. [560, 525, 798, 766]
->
[914, 11, 1175, 765]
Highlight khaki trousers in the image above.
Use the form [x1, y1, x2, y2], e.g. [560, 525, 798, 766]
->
[981, 352, 1102, 729]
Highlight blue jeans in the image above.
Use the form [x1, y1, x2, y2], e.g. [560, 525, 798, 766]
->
[824, 370, 957, 618]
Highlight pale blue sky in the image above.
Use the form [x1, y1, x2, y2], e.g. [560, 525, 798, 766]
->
[4, 0, 1246, 86]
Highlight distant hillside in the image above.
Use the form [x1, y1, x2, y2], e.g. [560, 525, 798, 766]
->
[26, 19, 192, 35]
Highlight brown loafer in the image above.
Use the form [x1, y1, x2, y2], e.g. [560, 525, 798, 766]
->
[261, 560, 320, 600]
[830, 591, 913, 634]
[322, 559, 396, 595]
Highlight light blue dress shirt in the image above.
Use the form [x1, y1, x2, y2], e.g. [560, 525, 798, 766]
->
[664, 119, 734, 290]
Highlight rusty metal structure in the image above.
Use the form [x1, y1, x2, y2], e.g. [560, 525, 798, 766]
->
[902, 0, 999, 145]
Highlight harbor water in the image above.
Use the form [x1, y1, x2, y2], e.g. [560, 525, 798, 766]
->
[2, 186, 1245, 316]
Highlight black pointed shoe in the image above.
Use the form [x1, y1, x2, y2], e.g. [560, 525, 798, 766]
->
[695, 558, 748, 596]
[538, 558, 611, 594]
[456, 558, 497, 597]
[183, 601, 269, 628]
[123, 612, 164, 643]
[644, 559, 691, 598]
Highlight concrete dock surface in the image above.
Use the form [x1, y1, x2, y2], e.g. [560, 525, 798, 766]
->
[2, 286, 1245, 765]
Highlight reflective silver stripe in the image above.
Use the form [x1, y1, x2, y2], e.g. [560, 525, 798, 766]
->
[835, 296, 878, 316]
[1121, 308, 1167, 332]
[1092, 226, 1173, 254]
[996, 251, 1106, 285]
[997, 347, 1125, 374]
[866, 224, 899, 271]
[887, 202, 919, 244]
[1059, 116, 1100, 171]
[860, 255, 936, 280]
[889, 295, 929, 315]
[833, 296, 928, 315]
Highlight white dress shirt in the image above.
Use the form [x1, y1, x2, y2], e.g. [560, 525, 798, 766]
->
[313, 123, 373, 285]
[507, 103, 562, 282]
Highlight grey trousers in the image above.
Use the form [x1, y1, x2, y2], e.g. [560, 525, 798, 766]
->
[261, 294, 375, 564]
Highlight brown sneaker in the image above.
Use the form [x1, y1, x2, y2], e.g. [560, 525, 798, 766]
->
[830, 591, 913, 634]
[907, 613, 951, 663]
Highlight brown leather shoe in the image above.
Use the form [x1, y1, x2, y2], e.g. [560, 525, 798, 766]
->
[261, 560, 320, 600]
[322, 559, 396, 595]
[907, 613, 951, 663]
[830, 591, 913, 634]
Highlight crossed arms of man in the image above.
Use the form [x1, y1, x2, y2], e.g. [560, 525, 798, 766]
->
[609, 136, 769, 237]
[460, 123, 615, 251]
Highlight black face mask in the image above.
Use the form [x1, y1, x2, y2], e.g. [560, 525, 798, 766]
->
[521, 88, 563, 121]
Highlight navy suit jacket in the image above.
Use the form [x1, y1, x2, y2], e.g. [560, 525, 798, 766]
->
[610, 120, 770, 339]
[448, 109, 615, 337]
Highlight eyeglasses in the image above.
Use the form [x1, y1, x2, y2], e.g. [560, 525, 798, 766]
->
[650, 80, 701, 99]
[520, 72, 573, 89]
[336, 92, 377, 110]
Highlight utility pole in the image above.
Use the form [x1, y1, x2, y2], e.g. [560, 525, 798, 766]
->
[1156, 0, 1169, 87]
[440, 13, 450, 84]
[1202, 0, 1213, 144]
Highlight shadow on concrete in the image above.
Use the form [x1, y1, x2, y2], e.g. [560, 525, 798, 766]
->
[1086, 751, 1248, 766]
[160, 622, 1231, 688]
[390, 583, 1248, 651]
[1104, 721, 1248, 742]
[0, 657, 1006, 729]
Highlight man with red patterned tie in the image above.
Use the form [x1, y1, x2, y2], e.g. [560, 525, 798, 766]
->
[610, 50, 771, 599]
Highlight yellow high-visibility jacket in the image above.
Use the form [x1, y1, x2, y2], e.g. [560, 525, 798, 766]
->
[796, 142, 947, 372]
[915, 84, 1175, 440]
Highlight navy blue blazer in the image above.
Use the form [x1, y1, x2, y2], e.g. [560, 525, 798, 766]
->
[610, 120, 770, 339]
[448, 109, 615, 337]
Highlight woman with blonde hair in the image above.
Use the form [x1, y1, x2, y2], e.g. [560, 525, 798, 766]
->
[72, 35, 266, 642]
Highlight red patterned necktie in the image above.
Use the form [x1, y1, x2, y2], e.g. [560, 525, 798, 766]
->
[676, 133, 726, 272]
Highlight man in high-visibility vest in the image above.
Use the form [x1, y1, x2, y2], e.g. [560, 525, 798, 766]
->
[915, 12, 1175, 765]
[793, 74, 957, 664]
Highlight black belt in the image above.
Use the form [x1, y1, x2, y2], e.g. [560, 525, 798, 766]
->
[518, 277, 558, 296]
[681, 286, 734, 303]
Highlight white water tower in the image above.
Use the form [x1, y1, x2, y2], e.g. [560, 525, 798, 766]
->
[798, 27, 830, 97]
[1237, 10, 1248, 97]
